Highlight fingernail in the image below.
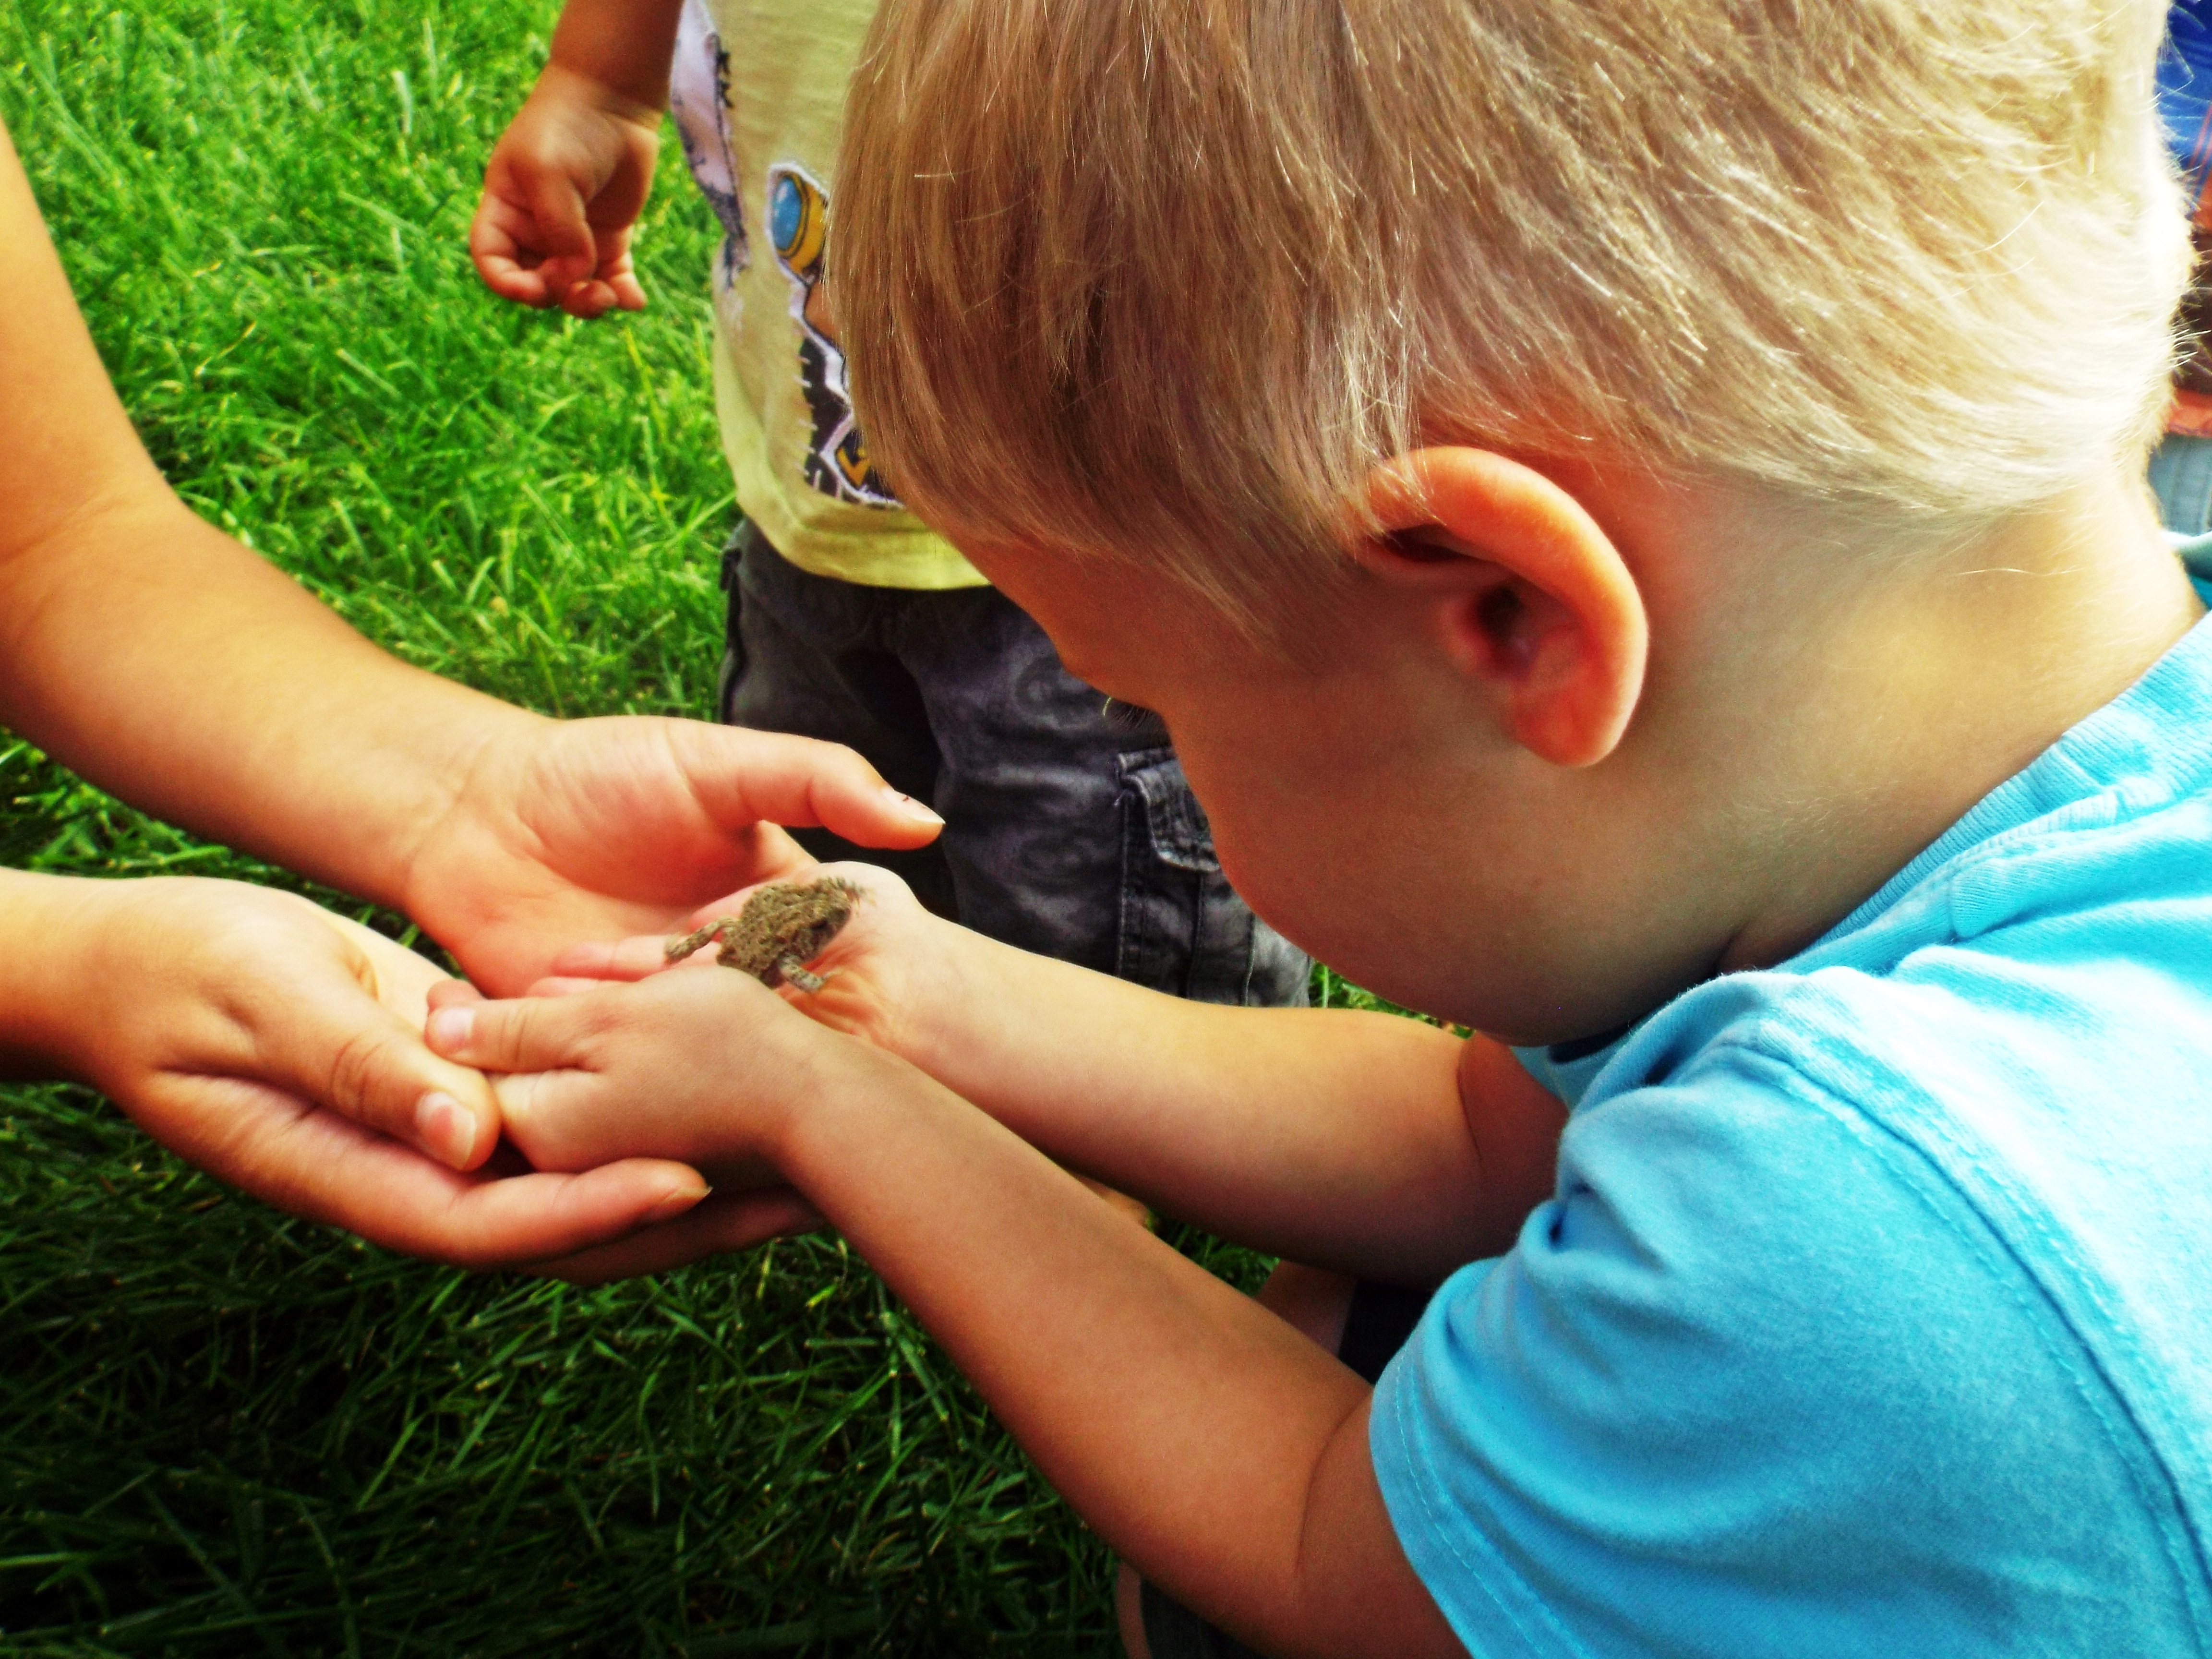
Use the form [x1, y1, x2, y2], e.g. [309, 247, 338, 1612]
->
[648, 1183, 711, 1223]
[882, 785, 943, 826]
[427, 1006, 474, 1051]
[416, 1092, 477, 1169]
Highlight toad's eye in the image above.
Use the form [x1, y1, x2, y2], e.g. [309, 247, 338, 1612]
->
[1101, 698, 1166, 739]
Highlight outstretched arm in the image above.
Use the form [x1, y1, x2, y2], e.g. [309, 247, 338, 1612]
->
[545, 872, 1565, 1279]
[436, 970, 1471, 1658]
[854, 933, 1562, 1278]
[0, 867, 825, 1276]
[0, 113, 942, 998]
[0, 109, 932, 1267]
[0, 118, 518, 901]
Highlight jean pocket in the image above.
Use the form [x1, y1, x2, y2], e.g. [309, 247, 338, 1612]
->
[1119, 747, 1220, 873]
[1114, 747, 1310, 1005]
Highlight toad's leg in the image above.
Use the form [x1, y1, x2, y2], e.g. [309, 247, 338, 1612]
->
[666, 919, 734, 964]
[776, 954, 830, 994]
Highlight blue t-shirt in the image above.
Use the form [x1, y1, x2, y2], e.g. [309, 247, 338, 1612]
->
[1372, 538, 2212, 1658]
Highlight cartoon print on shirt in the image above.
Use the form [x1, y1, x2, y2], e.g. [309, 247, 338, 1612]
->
[766, 161, 899, 507]
[669, 0, 746, 290]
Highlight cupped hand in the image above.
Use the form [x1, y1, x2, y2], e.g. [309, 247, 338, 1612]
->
[527, 861, 969, 1065]
[470, 63, 662, 318]
[22, 875, 797, 1277]
[401, 716, 945, 998]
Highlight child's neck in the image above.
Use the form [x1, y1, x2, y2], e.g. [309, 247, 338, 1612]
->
[1709, 470, 2203, 973]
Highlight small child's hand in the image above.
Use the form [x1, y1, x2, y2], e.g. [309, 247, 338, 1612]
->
[3, 873, 732, 1274]
[31, 877, 498, 1168]
[536, 863, 972, 1066]
[425, 965, 859, 1191]
[470, 63, 660, 319]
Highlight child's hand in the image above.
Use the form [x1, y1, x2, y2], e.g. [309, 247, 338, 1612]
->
[29, 877, 499, 1167]
[6, 874, 728, 1273]
[532, 863, 976, 1067]
[424, 964, 872, 1191]
[470, 63, 660, 319]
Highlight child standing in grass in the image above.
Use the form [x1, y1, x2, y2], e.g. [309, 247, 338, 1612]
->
[437, 0, 2212, 1653]
[469, 0, 1307, 1008]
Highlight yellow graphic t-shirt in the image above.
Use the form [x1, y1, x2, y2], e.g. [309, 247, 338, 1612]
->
[670, 0, 984, 589]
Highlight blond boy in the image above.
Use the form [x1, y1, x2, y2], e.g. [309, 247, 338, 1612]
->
[432, 2, 2212, 1653]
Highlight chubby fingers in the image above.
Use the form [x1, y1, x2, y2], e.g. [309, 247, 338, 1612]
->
[426, 986, 636, 1173]
[425, 974, 790, 1180]
[523, 168, 605, 309]
[577, 224, 647, 314]
[555, 228, 645, 318]
[468, 166, 600, 310]
[469, 191, 562, 306]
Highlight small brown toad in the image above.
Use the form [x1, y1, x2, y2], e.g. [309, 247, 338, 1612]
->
[664, 877, 862, 992]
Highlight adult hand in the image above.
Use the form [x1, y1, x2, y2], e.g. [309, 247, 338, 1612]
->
[1, 872, 817, 1275]
[400, 715, 945, 997]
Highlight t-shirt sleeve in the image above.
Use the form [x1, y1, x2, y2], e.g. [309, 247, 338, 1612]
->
[1370, 1040, 2178, 1659]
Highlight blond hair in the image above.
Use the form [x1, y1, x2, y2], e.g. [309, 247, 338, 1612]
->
[834, 0, 2187, 620]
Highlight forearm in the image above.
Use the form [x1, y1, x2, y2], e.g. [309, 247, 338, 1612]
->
[775, 1050, 1459, 1658]
[0, 117, 536, 908]
[885, 923, 1560, 1278]
[0, 495, 534, 909]
[546, 0, 686, 109]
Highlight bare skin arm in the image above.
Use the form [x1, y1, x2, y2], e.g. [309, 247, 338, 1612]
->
[437, 970, 1472, 1658]
[0, 120, 530, 899]
[877, 930, 1563, 1277]
[469, 0, 685, 317]
[550, 875, 1567, 1279]
[0, 116, 938, 992]
[0, 109, 931, 1268]
[786, 1056, 1463, 1659]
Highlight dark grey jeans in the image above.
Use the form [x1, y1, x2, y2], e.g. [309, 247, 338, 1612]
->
[2151, 433, 2212, 536]
[717, 525, 1308, 1005]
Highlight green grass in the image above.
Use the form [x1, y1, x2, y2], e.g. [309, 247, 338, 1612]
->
[15, 0, 728, 719]
[0, 4, 1413, 1652]
[0, 2, 1341, 1652]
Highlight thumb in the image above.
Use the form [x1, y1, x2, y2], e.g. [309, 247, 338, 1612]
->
[665, 723, 947, 852]
[257, 956, 505, 1172]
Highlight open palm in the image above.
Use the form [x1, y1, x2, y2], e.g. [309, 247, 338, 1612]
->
[401, 715, 942, 995]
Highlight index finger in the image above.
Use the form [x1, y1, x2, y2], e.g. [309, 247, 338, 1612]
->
[425, 989, 606, 1075]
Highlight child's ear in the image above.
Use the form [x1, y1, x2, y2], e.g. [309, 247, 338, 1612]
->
[1351, 447, 1649, 768]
